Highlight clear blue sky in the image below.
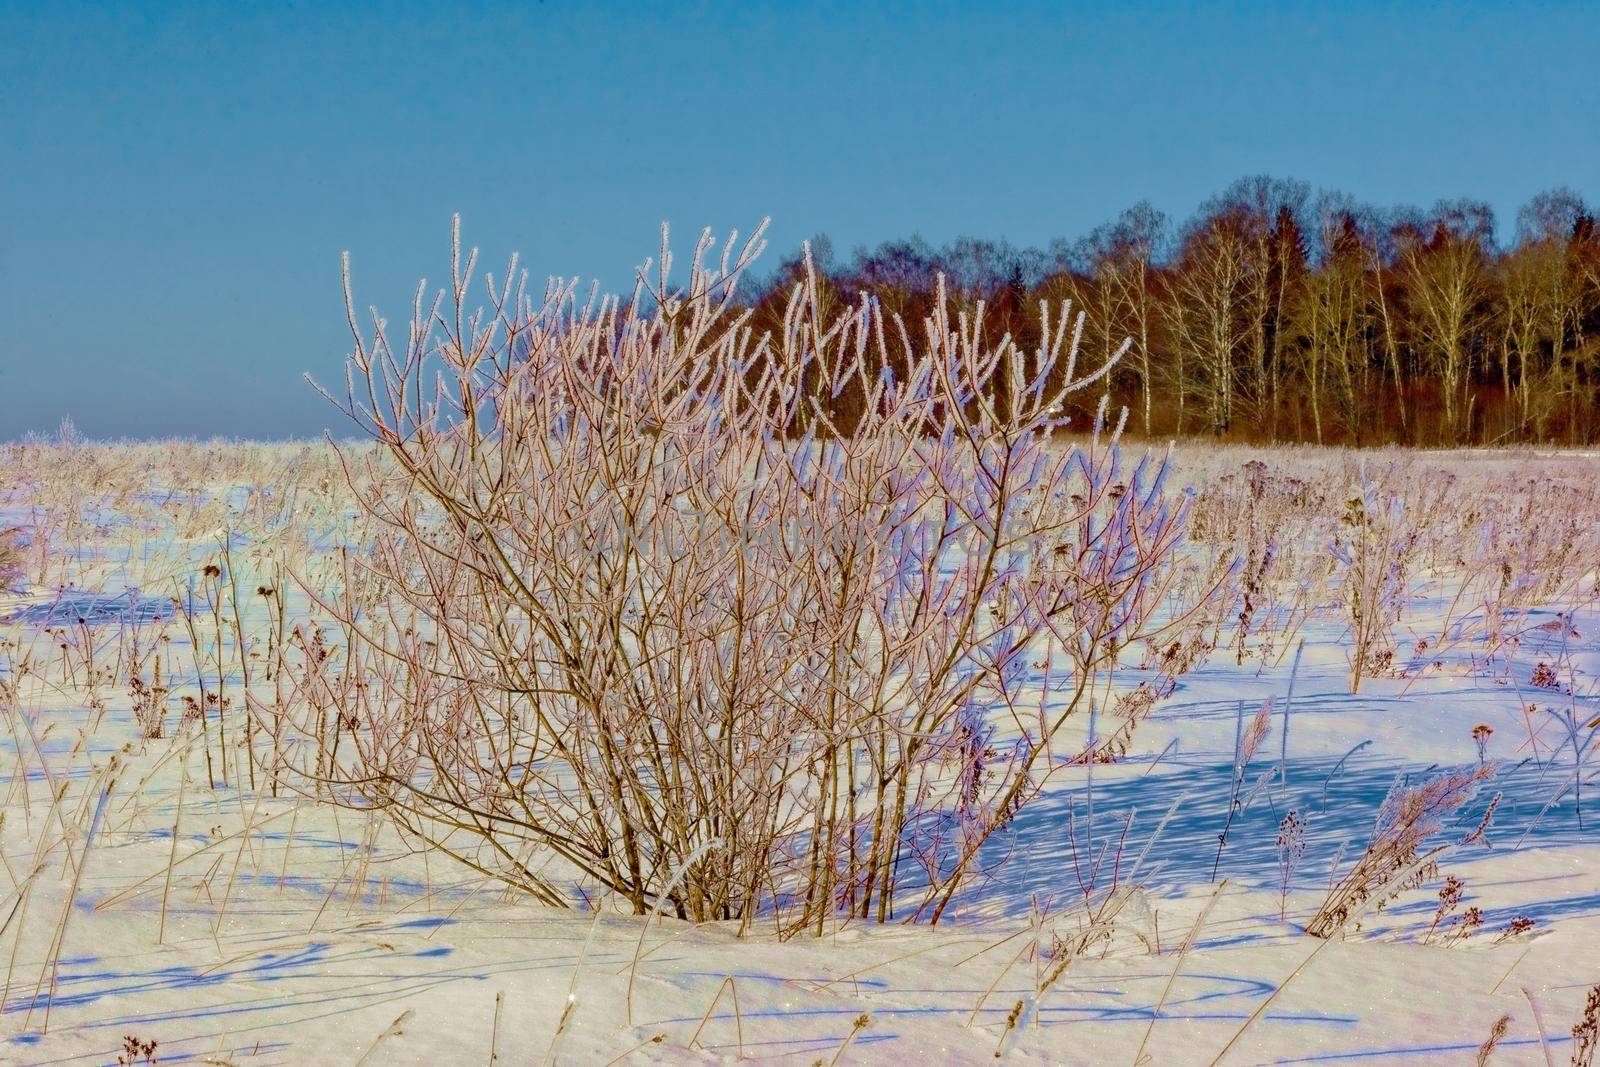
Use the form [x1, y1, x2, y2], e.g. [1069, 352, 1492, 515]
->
[3, 1, 1595, 440]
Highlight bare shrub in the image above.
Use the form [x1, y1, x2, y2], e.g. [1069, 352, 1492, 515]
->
[1330, 466, 1419, 692]
[285, 219, 1216, 933]
[1276, 807, 1306, 919]
[1574, 984, 1600, 1067]
[128, 668, 168, 740]
[0, 528, 24, 592]
[1306, 762, 1493, 937]
[1475, 1013, 1510, 1066]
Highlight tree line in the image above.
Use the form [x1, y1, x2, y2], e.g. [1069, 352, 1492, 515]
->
[741, 177, 1600, 446]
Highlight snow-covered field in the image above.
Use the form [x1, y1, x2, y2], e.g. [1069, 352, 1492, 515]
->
[2, 441, 1598, 1066]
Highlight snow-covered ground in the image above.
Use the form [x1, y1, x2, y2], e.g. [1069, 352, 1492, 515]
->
[2, 442, 1597, 1065]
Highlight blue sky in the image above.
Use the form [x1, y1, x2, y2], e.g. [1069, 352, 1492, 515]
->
[2, 1, 1595, 440]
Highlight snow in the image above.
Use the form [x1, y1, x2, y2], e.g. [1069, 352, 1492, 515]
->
[2, 443, 1597, 1065]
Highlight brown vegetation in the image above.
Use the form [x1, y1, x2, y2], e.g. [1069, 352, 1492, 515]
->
[744, 179, 1600, 446]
